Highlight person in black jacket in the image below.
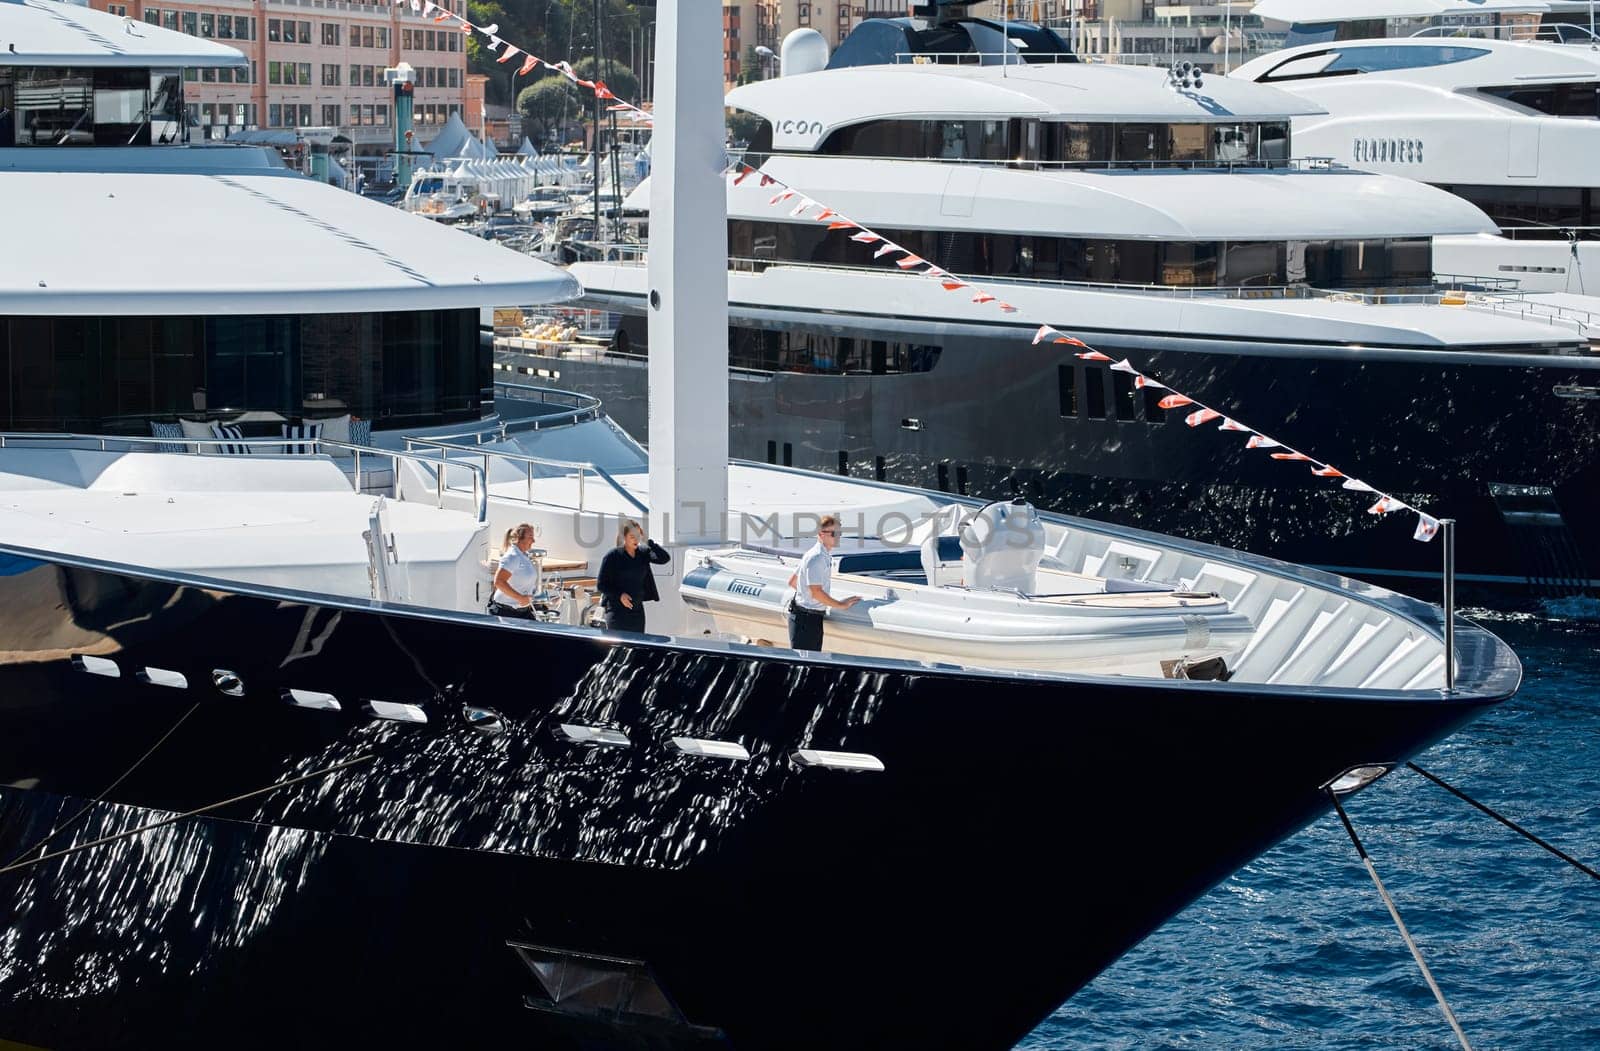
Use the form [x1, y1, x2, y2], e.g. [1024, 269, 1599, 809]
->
[596, 518, 670, 633]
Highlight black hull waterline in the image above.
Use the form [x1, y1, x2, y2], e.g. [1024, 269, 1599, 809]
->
[511, 303, 1600, 601]
[0, 542, 1518, 1049]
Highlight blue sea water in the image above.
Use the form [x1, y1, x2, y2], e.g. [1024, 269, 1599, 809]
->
[1021, 611, 1600, 1051]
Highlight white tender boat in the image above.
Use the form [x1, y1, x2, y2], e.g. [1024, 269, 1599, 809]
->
[682, 500, 1254, 677]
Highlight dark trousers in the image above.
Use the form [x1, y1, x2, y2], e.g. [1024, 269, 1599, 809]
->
[787, 604, 825, 651]
[605, 605, 647, 633]
[487, 601, 535, 620]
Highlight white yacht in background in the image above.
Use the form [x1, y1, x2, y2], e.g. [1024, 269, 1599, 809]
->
[513, 2, 1600, 600]
[1237, 0, 1600, 295]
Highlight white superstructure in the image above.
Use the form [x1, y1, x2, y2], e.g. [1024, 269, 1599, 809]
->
[1238, 2, 1600, 294]
[573, 43, 1595, 355]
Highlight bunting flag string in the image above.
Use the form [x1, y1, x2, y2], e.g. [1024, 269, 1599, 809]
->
[401, 7, 656, 124]
[723, 157, 1439, 543]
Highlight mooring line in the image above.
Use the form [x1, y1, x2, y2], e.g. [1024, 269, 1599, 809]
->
[2, 701, 202, 869]
[0, 755, 375, 878]
[1329, 789, 1474, 1051]
[1407, 762, 1600, 883]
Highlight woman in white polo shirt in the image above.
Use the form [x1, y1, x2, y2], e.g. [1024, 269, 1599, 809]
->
[787, 514, 860, 651]
[489, 523, 540, 619]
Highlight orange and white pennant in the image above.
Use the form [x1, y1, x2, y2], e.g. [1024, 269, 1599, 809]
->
[1186, 408, 1222, 427]
[1413, 514, 1441, 542]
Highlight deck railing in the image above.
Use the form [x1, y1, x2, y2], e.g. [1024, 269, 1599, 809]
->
[0, 433, 488, 522]
[401, 436, 647, 516]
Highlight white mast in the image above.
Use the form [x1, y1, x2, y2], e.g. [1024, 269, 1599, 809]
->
[646, 0, 730, 545]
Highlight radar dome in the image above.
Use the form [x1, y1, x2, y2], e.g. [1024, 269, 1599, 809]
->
[780, 28, 829, 76]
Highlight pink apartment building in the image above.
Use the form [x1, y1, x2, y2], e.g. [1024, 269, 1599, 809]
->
[89, 0, 468, 158]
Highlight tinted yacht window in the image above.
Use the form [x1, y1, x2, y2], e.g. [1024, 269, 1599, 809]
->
[1260, 44, 1488, 81]
[1479, 82, 1600, 117]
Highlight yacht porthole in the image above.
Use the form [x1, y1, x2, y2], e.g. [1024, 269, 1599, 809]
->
[212, 669, 245, 697]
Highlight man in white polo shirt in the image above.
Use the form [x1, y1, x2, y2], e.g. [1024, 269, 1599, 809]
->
[787, 514, 860, 651]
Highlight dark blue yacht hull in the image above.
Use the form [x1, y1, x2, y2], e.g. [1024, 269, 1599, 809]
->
[503, 310, 1600, 602]
[0, 546, 1518, 1049]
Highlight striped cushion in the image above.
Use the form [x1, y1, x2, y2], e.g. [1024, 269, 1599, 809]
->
[209, 422, 251, 455]
[349, 418, 372, 446]
[280, 422, 323, 455]
[148, 420, 184, 454]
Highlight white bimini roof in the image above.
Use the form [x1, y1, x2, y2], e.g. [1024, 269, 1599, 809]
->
[727, 62, 1325, 153]
[0, 0, 247, 68]
[0, 166, 581, 315]
[1254, 0, 1550, 24]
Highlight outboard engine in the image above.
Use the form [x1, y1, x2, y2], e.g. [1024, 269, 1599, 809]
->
[959, 499, 1046, 594]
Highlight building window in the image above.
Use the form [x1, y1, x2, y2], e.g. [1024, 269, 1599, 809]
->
[143, 8, 159, 25]
[376, 104, 389, 126]
[181, 10, 196, 35]
[268, 103, 282, 127]
[425, 29, 436, 50]
[200, 66, 216, 83]
[363, 66, 375, 86]
[268, 61, 282, 85]
[377, 27, 389, 48]
[349, 64, 360, 86]
[267, 18, 281, 42]
[297, 20, 312, 44]
[162, 10, 177, 31]
[321, 22, 340, 45]
[106, 3, 126, 13]
[322, 104, 340, 126]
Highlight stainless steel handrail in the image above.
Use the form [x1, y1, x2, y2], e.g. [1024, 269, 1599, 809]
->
[572, 251, 1524, 302]
[402, 436, 647, 516]
[0, 433, 488, 523]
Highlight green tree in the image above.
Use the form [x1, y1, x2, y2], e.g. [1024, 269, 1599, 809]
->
[517, 75, 582, 141]
[739, 44, 762, 85]
[573, 56, 638, 103]
[726, 108, 763, 147]
[467, 0, 653, 107]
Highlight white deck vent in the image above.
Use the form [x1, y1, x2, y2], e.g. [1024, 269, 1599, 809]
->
[557, 723, 631, 748]
[364, 700, 428, 724]
[72, 655, 120, 678]
[792, 749, 885, 773]
[282, 688, 341, 712]
[669, 737, 751, 761]
[136, 667, 188, 689]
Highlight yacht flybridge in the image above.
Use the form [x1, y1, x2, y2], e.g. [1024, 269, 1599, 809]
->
[1238, 1, 1600, 294]
[524, 4, 1600, 601]
[0, 2, 1525, 1049]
